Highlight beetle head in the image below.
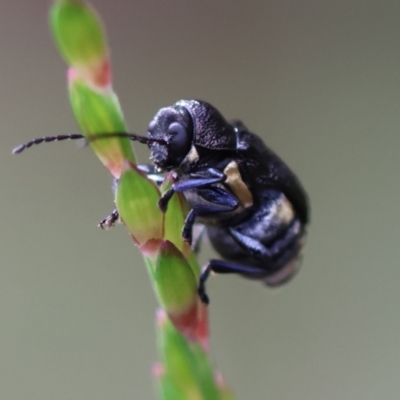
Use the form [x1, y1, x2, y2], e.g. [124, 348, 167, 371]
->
[147, 104, 194, 170]
[148, 100, 237, 170]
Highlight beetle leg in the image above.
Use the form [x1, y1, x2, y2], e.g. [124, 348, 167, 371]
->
[98, 208, 120, 229]
[198, 264, 211, 304]
[198, 260, 264, 304]
[158, 188, 175, 212]
[181, 209, 195, 244]
[182, 191, 239, 244]
[158, 168, 226, 212]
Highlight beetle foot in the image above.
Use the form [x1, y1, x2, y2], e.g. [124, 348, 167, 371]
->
[98, 209, 119, 229]
[157, 197, 168, 213]
[181, 226, 193, 245]
[198, 263, 211, 305]
[158, 187, 175, 213]
[197, 282, 210, 305]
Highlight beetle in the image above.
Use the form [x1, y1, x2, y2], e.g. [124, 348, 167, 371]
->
[13, 99, 310, 304]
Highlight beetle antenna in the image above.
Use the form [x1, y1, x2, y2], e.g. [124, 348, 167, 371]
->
[12, 134, 85, 154]
[13, 132, 166, 155]
[84, 132, 166, 146]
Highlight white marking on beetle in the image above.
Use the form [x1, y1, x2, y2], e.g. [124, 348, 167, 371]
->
[184, 145, 199, 163]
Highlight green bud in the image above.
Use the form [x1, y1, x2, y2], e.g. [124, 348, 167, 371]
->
[116, 162, 164, 247]
[50, 1, 106, 68]
[69, 78, 135, 176]
[154, 241, 197, 316]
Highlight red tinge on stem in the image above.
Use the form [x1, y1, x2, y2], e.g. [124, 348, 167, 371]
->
[68, 58, 111, 91]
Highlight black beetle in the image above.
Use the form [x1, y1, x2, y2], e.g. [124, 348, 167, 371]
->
[13, 99, 310, 304]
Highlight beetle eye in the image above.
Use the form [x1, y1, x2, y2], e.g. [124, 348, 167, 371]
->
[167, 122, 191, 157]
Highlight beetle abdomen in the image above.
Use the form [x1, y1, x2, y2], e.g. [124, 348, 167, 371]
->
[206, 190, 306, 285]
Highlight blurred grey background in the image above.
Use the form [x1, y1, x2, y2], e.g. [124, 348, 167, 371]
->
[2, 1, 400, 399]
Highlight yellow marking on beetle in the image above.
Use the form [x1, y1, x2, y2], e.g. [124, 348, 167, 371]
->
[223, 161, 253, 208]
[276, 197, 294, 224]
